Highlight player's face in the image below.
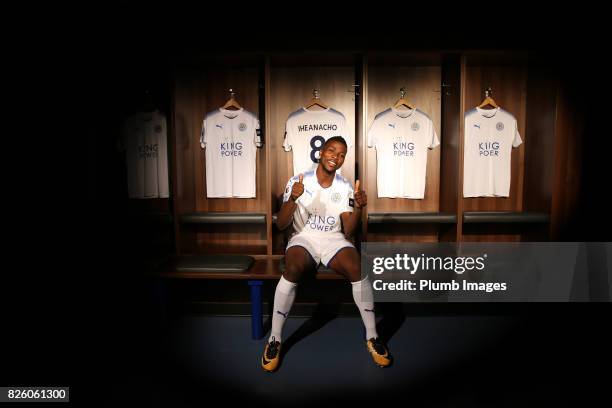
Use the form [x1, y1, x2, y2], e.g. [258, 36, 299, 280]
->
[320, 140, 347, 172]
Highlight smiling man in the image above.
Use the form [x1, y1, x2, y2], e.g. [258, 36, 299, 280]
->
[262, 136, 392, 372]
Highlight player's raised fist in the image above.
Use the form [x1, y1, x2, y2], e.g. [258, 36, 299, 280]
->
[354, 179, 367, 208]
[291, 174, 305, 201]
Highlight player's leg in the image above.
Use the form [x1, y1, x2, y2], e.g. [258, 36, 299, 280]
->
[263, 242, 316, 372]
[327, 246, 392, 367]
[270, 245, 315, 342]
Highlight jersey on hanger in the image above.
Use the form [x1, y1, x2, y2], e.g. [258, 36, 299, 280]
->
[282, 170, 354, 236]
[200, 108, 261, 198]
[463, 107, 522, 198]
[367, 108, 439, 199]
[123, 110, 169, 199]
[283, 107, 353, 176]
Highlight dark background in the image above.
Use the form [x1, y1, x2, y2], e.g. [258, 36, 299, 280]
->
[3, 13, 611, 406]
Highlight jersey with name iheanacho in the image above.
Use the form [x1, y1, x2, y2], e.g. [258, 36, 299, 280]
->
[283, 107, 353, 176]
[283, 170, 354, 235]
[463, 107, 522, 198]
[367, 107, 439, 199]
[200, 108, 262, 198]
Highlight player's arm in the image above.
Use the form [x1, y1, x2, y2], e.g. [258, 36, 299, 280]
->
[276, 174, 304, 231]
[341, 180, 366, 238]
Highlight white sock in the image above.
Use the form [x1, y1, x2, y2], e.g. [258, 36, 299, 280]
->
[269, 276, 297, 343]
[352, 277, 378, 340]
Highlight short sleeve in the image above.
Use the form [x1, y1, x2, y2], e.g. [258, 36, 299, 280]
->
[200, 117, 207, 149]
[428, 119, 440, 149]
[282, 116, 292, 152]
[254, 117, 262, 147]
[512, 119, 522, 148]
[342, 182, 354, 214]
[366, 118, 380, 148]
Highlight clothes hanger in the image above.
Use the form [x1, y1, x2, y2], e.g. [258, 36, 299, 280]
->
[305, 89, 328, 110]
[393, 87, 415, 110]
[477, 87, 499, 109]
[222, 89, 242, 110]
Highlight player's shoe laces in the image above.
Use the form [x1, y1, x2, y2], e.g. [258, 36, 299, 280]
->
[261, 337, 281, 372]
[366, 337, 391, 367]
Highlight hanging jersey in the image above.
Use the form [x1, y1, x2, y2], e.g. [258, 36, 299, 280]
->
[367, 108, 439, 199]
[123, 110, 169, 199]
[200, 107, 261, 198]
[282, 170, 354, 236]
[283, 107, 353, 176]
[463, 107, 522, 197]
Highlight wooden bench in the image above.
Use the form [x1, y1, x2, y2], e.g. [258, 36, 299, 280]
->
[157, 254, 344, 339]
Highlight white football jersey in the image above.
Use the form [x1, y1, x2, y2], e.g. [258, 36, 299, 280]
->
[463, 107, 522, 197]
[367, 108, 439, 199]
[283, 170, 354, 236]
[283, 107, 353, 176]
[123, 110, 169, 199]
[200, 108, 262, 198]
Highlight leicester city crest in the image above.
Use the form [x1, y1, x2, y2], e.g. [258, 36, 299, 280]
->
[239, 123, 247, 131]
[411, 122, 420, 131]
[496, 122, 504, 131]
[331, 192, 341, 203]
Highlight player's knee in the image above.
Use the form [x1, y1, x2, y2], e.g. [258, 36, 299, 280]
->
[283, 263, 304, 282]
[346, 264, 361, 282]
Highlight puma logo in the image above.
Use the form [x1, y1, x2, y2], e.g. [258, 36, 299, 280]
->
[276, 310, 288, 318]
[364, 308, 375, 313]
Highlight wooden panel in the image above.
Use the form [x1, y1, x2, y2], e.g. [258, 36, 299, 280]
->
[197, 67, 265, 213]
[550, 84, 584, 240]
[365, 61, 442, 243]
[160, 258, 345, 280]
[361, 56, 369, 239]
[264, 58, 273, 255]
[457, 55, 466, 242]
[270, 65, 357, 253]
[461, 224, 524, 242]
[365, 66, 441, 213]
[440, 53, 461, 242]
[173, 68, 199, 252]
[173, 68, 198, 215]
[176, 224, 268, 255]
[524, 65, 557, 216]
[173, 65, 267, 254]
[367, 224, 445, 243]
[462, 65, 527, 214]
[354, 55, 367, 243]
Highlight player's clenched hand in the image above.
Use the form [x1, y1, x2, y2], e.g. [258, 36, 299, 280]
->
[290, 174, 304, 201]
[354, 179, 367, 208]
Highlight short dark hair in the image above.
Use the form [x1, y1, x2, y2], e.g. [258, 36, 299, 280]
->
[323, 136, 348, 149]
